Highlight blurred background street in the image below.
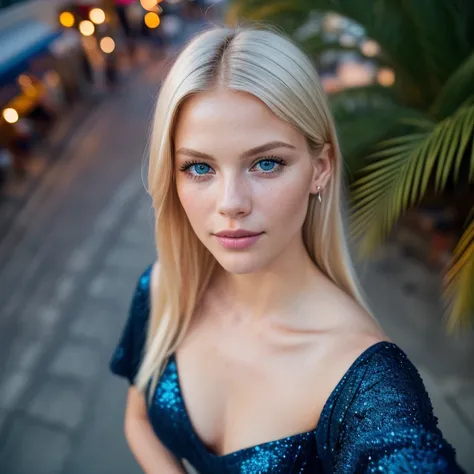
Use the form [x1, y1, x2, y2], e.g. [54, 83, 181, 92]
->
[0, 0, 473, 473]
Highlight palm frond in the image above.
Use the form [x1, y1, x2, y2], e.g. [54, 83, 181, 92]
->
[390, 0, 470, 85]
[350, 145, 418, 257]
[431, 51, 474, 119]
[444, 215, 474, 331]
[330, 96, 429, 179]
[397, 117, 436, 130]
[351, 104, 474, 257]
[336, 110, 417, 180]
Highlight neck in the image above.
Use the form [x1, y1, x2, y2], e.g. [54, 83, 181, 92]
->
[210, 234, 325, 324]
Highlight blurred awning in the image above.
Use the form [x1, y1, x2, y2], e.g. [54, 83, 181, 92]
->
[0, 21, 62, 87]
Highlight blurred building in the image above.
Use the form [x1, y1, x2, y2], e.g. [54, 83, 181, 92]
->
[0, 0, 99, 179]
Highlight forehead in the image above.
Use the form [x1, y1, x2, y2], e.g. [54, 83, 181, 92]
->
[174, 89, 305, 151]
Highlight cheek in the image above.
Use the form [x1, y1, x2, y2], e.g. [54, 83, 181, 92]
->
[176, 179, 210, 231]
[257, 170, 312, 227]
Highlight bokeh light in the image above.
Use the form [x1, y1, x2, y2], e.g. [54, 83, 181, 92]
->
[361, 40, 380, 57]
[100, 37, 116, 54]
[144, 12, 160, 28]
[79, 20, 95, 36]
[89, 8, 105, 25]
[140, 0, 157, 11]
[338, 61, 373, 88]
[3, 108, 19, 124]
[377, 68, 395, 86]
[59, 11, 75, 28]
[323, 13, 343, 33]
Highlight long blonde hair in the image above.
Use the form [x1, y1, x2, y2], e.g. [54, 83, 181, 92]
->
[136, 24, 378, 394]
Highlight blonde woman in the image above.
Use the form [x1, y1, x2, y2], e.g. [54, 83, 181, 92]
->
[110, 26, 463, 473]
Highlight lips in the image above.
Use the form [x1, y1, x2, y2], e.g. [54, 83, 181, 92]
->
[213, 229, 262, 238]
[213, 230, 264, 250]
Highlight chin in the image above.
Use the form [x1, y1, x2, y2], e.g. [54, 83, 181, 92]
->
[212, 251, 271, 275]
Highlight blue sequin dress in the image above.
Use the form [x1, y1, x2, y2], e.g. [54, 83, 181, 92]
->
[110, 266, 464, 473]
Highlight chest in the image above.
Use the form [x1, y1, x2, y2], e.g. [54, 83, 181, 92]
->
[173, 324, 340, 457]
[149, 356, 325, 473]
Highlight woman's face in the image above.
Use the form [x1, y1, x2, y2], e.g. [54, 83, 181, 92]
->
[174, 89, 330, 275]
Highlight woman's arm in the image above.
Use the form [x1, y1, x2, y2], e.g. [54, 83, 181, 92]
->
[125, 386, 186, 474]
[330, 346, 464, 473]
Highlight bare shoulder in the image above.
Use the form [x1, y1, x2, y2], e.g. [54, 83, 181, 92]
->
[308, 274, 391, 348]
[299, 282, 391, 424]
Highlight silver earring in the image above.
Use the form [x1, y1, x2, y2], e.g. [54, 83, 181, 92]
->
[317, 186, 322, 203]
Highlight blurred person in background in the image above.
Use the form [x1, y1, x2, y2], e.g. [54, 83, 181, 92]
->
[110, 25, 464, 473]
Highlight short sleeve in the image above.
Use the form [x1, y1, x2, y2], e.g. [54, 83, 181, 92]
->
[109, 264, 153, 385]
[333, 345, 464, 473]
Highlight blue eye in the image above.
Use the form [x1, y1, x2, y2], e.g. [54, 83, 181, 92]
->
[179, 157, 285, 180]
[257, 160, 277, 172]
[191, 163, 211, 175]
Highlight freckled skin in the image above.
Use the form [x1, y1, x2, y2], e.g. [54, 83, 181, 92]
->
[174, 89, 324, 275]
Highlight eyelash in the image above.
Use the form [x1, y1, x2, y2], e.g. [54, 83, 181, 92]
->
[178, 156, 287, 180]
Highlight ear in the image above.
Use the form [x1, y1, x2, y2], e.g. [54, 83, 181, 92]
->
[309, 143, 333, 194]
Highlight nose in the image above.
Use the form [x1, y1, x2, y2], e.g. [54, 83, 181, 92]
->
[217, 174, 252, 219]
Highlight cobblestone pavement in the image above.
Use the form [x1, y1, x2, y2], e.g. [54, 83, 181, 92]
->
[0, 20, 473, 474]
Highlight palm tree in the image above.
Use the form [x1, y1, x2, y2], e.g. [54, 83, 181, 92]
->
[229, 0, 474, 330]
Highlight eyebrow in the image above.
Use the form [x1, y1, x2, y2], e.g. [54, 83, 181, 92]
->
[175, 141, 296, 160]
